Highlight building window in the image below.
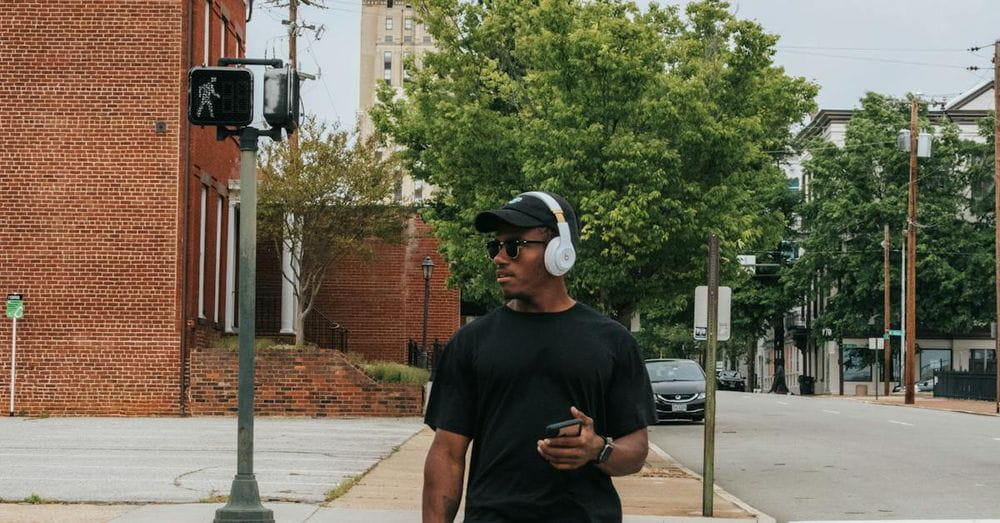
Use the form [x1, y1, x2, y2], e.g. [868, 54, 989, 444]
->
[385, 16, 393, 30]
[220, 16, 227, 58]
[203, 0, 212, 65]
[393, 179, 403, 202]
[383, 51, 392, 83]
[787, 177, 800, 191]
[198, 185, 207, 319]
[919, 349, 951, 380]
[842, 345, 871, 381]
[385, 35, 393, 43]
[414, 179, 424, 203]
[402, 51, 412, 81]
[214, 195, 223, 324]
[404, 17, 413, 30]
[404, 35, 413, 43]
[423, 35, 432, 44]
[970, 349, 996, 372]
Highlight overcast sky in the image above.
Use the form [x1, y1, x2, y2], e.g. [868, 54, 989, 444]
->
[247, 0, 1000, 130]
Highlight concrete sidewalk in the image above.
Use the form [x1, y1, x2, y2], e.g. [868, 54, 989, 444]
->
[0, 421, 771, 522]
[831, 391, 1000, 416]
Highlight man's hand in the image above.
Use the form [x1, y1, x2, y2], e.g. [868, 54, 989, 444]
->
[536, 406, 605, 470]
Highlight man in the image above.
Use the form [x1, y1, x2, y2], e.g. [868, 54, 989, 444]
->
[423, 191, 656, 522]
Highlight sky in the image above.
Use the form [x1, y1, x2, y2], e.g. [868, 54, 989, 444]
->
[246, 0, 1000, 131]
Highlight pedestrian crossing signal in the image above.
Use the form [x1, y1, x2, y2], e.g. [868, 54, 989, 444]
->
[188, 67, 253, 126]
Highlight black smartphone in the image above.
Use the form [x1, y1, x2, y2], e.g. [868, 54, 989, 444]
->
[544, 419, 583, 438]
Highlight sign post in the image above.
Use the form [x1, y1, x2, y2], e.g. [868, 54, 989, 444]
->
[7, 293, 23, 417]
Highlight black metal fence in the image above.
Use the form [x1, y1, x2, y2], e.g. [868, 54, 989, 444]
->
[305, 309, 348, 351]
[935, 370, 997, 401]
[407, 338, 443, 372]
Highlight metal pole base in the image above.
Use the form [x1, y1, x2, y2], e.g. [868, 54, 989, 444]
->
[214, 474, 274, 523]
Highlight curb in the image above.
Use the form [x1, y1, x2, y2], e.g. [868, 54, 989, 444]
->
[647, 442, 775, 523]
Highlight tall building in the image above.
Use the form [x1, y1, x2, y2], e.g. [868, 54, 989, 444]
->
[359, 0, 437, 204]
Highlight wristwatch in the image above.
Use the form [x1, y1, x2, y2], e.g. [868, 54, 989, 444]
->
[594, 435, 614, 464]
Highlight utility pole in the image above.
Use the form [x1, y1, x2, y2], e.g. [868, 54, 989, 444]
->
[993, 39, 1000, 414]
[883, 224, 891, 396]
[904, 97, 919, 405]
[287, 0, 299, 151]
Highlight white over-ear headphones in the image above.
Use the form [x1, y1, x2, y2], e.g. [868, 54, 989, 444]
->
[521, 191, 576, 276]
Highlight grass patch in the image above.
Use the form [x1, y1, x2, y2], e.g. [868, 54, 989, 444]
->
[22, 494, 46, 504]
[209, 337, 317, 351]
[347, 355, 430, 385]
[199, 494, 229, 503]
[325, 474, 363, 502]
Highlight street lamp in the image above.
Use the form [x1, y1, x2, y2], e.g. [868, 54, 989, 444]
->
[420, 256, 435, 369]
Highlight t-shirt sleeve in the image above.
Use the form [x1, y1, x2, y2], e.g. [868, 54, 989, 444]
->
[424, 334, 477, 438]
[605, 333, 656, 439]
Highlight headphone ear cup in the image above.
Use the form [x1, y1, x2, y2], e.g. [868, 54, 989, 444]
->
[544, 237, 576, 276]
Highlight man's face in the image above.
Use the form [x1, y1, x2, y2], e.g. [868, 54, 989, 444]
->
[491, 225, 552, 300]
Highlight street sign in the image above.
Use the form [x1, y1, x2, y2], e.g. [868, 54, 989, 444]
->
[188, 67, 254, 126]
[694, 286, 731, 341]
[868, 337, 884, 350]
[6, 294, 23, 319]
[889, 329, 902, 336]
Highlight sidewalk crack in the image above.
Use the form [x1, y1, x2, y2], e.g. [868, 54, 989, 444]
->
[173, 465, 220, 493]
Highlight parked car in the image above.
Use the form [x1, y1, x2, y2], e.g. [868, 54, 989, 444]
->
[716, 370, 745, 391]
[645, 359, 706, 423]
[892, 377, 935, 393]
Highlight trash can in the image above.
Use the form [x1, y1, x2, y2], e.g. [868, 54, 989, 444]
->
[798, 375, 815, 395]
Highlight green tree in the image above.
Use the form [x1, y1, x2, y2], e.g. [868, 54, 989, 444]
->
[373, 0, 816, 325]
[787, 93, 994, 344]
[258, 119, 408, 346]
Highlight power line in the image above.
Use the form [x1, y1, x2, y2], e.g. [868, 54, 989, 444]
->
[776, 49, 970, 70]
[777, 45, 971, 53]
[303, 31, 343, 124]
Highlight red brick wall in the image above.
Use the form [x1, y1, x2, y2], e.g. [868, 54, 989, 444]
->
[314, 215, 461, 362]
[0, 0, 247, 416]
[187, 347, 423, 416]
[0, 1, 192, 415]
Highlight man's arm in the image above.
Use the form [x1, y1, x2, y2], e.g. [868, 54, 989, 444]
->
[537, 406, 648, 476]
[423, 428, 471, 523]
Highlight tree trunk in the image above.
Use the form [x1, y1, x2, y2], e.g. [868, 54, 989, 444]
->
[294, 298, 306, 347]
[746, 338, 756, 392]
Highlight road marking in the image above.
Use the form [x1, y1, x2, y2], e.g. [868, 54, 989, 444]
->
[888, 420, 914, 426]
[776, 401, 789, 406]
[821, 409, 840, 415]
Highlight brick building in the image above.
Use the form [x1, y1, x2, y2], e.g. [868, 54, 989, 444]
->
[0, 1, 458, 416]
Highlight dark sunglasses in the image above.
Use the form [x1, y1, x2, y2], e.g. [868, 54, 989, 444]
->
[486, 239, 548, 259]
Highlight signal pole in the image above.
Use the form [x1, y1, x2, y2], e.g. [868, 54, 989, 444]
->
[287, 0, 299, 151]
[904, 97, 919, 405]
[883, 224, 891, 396]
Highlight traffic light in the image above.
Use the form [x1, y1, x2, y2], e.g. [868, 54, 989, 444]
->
[263, 66, 300, 132]
[188, 67, 254, 126]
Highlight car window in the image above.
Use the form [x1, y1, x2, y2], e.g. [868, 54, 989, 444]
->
[645, 361, 705, 382]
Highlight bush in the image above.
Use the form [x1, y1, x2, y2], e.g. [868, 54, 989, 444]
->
[351, 357, 430, 385]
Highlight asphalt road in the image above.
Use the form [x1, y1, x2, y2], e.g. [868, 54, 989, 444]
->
[0, 417, 424, 503]
[648, 392, 1000, 523]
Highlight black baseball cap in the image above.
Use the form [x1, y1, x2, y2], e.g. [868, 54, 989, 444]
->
[474, 191, 580, 247]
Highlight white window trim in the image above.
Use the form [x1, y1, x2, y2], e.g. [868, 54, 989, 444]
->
[220, 16, 227, 59]
[214, 195, 223, 323]
[203, 0, 211, 65]
[385, 16, 393, 30]
[198, 186, 207, 319]
[224, 200, 237, 333]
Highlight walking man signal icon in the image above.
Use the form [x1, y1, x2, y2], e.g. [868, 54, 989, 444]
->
[197, 77, 221, 118]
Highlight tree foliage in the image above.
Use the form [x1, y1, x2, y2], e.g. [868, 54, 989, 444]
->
[373, 0, 816, 327]
[787, 93, 995, 339]
[258, 119, 407, 345]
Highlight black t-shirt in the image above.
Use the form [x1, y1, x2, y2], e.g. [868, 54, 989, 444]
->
[424, 303, 657, 523]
